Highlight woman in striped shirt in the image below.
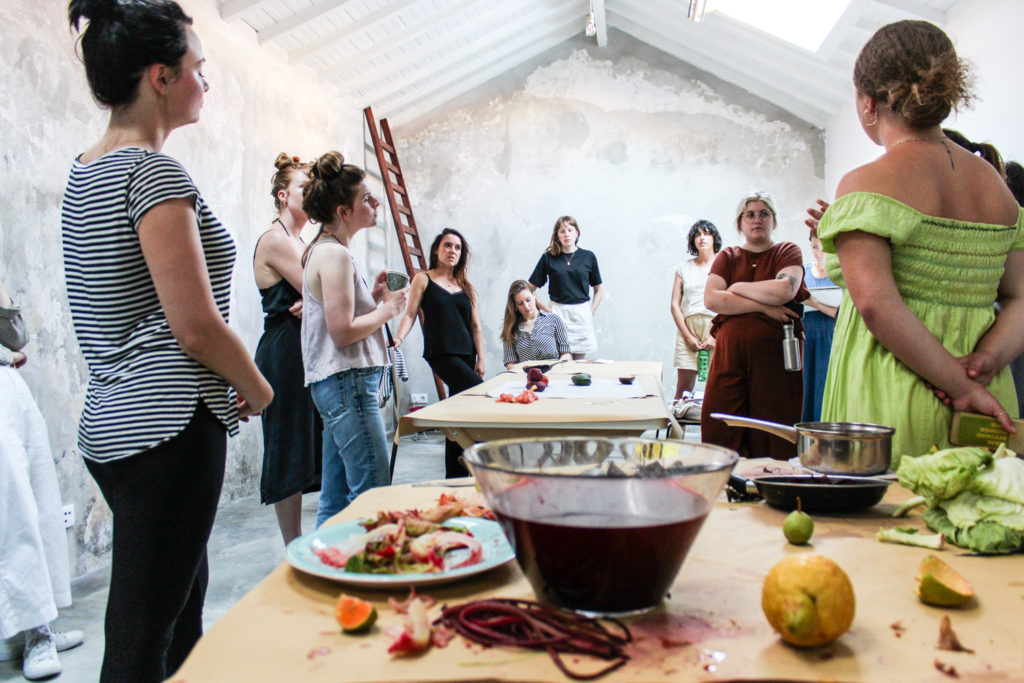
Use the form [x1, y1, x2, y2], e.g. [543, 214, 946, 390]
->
[63, 1, 272, 681]
[501, 280, 572, 370]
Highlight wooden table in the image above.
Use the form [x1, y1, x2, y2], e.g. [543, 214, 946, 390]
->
[173, 465, 1024, 682]
[397, 360, 675, 448]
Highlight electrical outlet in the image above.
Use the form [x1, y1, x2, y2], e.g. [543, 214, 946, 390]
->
[62, 504, 75, 529]
[410, 393, 428, 405]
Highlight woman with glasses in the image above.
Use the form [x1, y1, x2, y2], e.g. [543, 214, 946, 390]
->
[701, 192, 808, 459]
[808, 21, 1024, 466]
[300, 151, 408, 526]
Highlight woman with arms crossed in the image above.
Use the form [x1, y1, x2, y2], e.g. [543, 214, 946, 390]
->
[253, 154, 322, 545]
[301, 152, 407, 526]
[63, 1, 273, 680]
[700, 192, 807, 460]
[394, 228, 485, 478]
[529, 216, 603, 359]
[501, 280, 572, 370]
[811, 21, 1023, 466]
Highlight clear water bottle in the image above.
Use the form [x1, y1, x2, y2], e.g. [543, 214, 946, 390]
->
[782, 323, 802, 372]
[697, 348, 710, 381]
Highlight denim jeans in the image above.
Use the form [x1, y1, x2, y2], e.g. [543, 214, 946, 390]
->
[310, 367, 391, 527]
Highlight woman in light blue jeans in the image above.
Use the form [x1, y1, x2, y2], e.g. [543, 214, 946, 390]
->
[299, 151, 409, 526]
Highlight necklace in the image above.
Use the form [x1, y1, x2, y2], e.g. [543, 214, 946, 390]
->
[886, 134, 954, 170]
[563, 250, 576, 267]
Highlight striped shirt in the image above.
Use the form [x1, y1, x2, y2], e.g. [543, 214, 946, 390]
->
[502, 311, 570, 366]
[61, 148, 238, 462]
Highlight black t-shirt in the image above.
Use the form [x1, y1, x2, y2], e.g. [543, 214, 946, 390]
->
[528, 249, 602, 305]
[420, 277, 475, 359]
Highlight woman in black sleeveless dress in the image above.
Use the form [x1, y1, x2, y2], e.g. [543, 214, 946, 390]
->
[394, 228, 485, 477]
[253, 154, 322, 544]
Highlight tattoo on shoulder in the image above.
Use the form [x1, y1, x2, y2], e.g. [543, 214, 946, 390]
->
[777, 273, 797, 287]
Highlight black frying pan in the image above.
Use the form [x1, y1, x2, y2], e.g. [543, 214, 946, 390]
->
[727, 473, 891, 512]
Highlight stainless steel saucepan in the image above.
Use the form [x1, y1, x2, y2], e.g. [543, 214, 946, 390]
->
[710, 413, 894, 475]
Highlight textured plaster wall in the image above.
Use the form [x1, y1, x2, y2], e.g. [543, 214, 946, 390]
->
[0, 0, 362, 575]
[392, 31, 825, 401]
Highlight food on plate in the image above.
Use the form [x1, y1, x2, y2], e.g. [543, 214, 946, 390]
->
[311, 495, 494, 574]
[916, 555, 974, 607]
[761, 554, 855, 648]
[571, 372, 592, 386]
[335, 594, 377, 632]
[782, 498, 814, 544]
[896, 443, 1024, 554]
[435, 598, 631, 680]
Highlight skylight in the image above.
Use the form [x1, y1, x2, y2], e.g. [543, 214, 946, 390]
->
[709, 0, 854, 53]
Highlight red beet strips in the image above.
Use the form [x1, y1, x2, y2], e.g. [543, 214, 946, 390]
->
[435, 598, 631, 680]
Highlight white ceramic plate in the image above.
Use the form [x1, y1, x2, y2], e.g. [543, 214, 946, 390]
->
[285, 516, 514, 587]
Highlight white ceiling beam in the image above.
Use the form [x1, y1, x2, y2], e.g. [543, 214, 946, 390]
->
[610, 8, 834, 127]
[286, 0, 422, 58]
[363, 0, 582, 107]
[333, 0, 513, 98]
[258, 0, 359, 44]
[871, 0, 947, 25]
[614, 0, 849, 107]
[592, 0, 607, 47]
[220, 0, 272, 23]
[391, 18, 582, 126]
[815, 0, 869, 62]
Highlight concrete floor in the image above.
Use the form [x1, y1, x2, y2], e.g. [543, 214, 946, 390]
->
[1, 426, 694, 682]
[0, 432, 448, 683]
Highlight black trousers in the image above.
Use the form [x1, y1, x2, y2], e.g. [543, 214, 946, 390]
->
[427, 353, 482, 477]
[85, 403, 226, 683]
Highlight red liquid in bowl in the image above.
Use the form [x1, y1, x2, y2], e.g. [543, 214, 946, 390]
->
[493, 481, 710, 614]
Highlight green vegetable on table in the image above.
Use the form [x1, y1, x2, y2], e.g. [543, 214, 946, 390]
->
[895, 443, 1024, 554]
[876, 527, 945, 549]
[571, 372, 592, 386]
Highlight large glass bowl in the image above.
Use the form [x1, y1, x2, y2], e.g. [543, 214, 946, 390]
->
[463, 437, 738, 616]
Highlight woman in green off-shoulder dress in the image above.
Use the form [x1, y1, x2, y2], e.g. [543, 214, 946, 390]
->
[818, 194, 1024, 464]
[808, 20, 1024, 468]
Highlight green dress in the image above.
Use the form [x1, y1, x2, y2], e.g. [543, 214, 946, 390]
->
[818, 192, 1024, 468]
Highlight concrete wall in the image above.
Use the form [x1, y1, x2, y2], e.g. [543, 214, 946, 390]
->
[391, 30, 825, 402]
[823, 0, 1024, 195]
[0, 0, 363, 574]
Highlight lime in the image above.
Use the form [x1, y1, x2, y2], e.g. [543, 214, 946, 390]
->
[915, 555, 974, 607]
[783, 498, 814, 544]
[336, 594, 377, 632]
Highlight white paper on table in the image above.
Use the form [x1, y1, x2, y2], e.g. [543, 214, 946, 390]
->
[486, 378, 649, 399]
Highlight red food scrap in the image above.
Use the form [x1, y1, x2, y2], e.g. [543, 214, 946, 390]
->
[937, 616, 974, 654]
[934, 659, 959, 678]
[306, 646, 331, 660]
[890, 620, 906, 638]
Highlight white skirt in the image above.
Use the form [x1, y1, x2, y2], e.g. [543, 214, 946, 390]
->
[551, 301, 597, 354]
[0, 368, 71, 638]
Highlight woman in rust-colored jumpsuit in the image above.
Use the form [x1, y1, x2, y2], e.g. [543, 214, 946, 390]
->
[701, 192, 808, 459]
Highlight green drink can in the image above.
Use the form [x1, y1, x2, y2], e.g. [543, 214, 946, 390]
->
[697, 349, 710, 382]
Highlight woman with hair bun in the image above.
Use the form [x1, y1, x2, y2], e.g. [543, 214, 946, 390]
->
[300, 151, 407, 527]
[807, 20, 1024, 466]
[63, 1, 273, 680]
[253, 154, 322, 545]
[393, 227, 485, 478]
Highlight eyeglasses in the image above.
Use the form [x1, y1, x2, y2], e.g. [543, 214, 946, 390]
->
[742, 210, 773, 221]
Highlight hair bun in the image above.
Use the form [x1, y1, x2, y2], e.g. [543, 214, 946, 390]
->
[274, 152, 297, 170]
[309, 151, 345, 181]
[68, 0, 117, 26]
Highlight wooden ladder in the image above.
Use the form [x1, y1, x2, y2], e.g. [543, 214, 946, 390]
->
[364, 106, 446, 401]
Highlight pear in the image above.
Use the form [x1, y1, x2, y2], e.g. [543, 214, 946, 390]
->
[783, 497, 814, 545]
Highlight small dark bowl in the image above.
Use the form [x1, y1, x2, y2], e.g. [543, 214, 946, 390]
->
[619, 376, 636, 385]
[525, 363, 552, 373]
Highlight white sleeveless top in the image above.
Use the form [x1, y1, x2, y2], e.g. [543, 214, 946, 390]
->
[301, 240, 387, 385]
[675, 257, 714, 318]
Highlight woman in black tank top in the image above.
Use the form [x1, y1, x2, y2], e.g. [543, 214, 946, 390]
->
[394, 228, 485, 477]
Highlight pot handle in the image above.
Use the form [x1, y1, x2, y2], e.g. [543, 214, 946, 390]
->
[709, 413, 799, 444]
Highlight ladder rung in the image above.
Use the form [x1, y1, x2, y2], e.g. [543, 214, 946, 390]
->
[395, 205, 412, 216]
[391, 185, 407, 196]
[380, 141, 395, 154]
[385, 161, 402, 175]
[408, 247, 423, 257]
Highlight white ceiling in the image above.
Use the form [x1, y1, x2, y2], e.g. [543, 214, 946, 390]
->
[217, 0, 963, 128]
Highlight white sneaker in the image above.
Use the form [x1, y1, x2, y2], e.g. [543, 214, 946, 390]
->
[22, 627, 61, 680]
[52, 630, 84, 653]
